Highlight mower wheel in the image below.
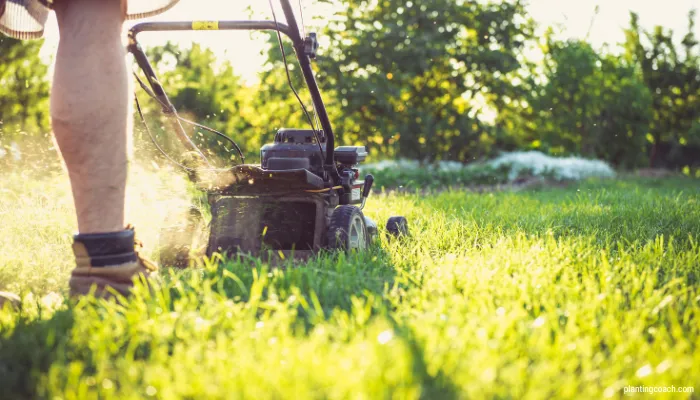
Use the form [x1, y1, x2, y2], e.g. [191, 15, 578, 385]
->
[364, 216, 378, 243]
[327, 205, 368, 251]
[386, 216, 409, 238]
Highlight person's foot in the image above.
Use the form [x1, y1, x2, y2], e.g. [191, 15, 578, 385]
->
[0, 291, 21, 310]
[69, 226, 157, 299]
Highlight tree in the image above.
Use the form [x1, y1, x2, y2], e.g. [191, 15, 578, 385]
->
[624, 11, 700, 168]
[135, 42, 255, 164]
[246, 32, 320, 148]
[309, 0, 535, 162]
[507, 36, 652, 168]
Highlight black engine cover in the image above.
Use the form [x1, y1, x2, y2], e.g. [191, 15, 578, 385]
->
[261, 129, 326, 177]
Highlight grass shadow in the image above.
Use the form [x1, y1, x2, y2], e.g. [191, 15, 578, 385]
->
[166, 243, 401, 321]
[0, 309, 76, 400]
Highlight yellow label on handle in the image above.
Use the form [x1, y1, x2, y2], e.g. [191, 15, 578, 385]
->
[192, 21, 219, 30]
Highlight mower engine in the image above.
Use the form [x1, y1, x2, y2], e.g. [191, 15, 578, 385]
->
[203, 128, 381, 261]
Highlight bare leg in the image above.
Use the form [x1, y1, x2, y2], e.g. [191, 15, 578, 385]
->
[51, 0, 128, 234]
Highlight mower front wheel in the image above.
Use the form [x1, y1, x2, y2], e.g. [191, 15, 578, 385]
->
[327, 205, 368, 252]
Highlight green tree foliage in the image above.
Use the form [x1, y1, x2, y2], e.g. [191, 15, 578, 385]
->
[247, 32, 319, 144]
[6, 3, 699, 172]
[505, 37, 652, 168]
[0, 36, 49, 139]
[136, 42, 255, 163]
[312, 0, 535, 162]
[129, 6, 700, 171]
[137, 38, 317, 164]
[624, 11, 700, 168]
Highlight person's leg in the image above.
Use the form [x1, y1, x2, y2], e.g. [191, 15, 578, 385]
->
[52, 0, 128, 234]
[51, 0, 156, 298]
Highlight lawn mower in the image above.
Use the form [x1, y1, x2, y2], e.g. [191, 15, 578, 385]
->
[127, 0, 408, 265]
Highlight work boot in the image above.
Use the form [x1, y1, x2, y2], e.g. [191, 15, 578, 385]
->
[69, 225, 157, 299]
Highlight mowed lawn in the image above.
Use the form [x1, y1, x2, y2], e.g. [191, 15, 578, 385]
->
[0, 169, 699, 399]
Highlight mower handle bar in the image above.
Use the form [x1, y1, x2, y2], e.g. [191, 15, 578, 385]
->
[127, 0, 338, 179]
[129, 20, 292, 37]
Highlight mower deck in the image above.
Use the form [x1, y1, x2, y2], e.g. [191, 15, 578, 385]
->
[207, 192, 327, 257]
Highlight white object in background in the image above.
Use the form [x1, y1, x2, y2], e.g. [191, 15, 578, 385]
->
[486, 151, 616, 181]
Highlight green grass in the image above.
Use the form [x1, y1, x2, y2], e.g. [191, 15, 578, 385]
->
[1, 171, 699, 399]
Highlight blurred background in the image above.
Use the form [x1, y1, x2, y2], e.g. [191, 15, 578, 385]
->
[2, 0, 700, 174]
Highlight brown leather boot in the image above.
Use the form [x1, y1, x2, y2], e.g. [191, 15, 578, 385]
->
[69, 226, 157, 299]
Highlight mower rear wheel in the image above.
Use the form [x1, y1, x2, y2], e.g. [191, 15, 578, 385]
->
[386, 216, 409, 238]
[327, 205, 368, 251]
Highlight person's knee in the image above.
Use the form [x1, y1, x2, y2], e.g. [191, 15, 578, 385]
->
[51, 94, 126, 137]
[51, 109, 129, 167]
